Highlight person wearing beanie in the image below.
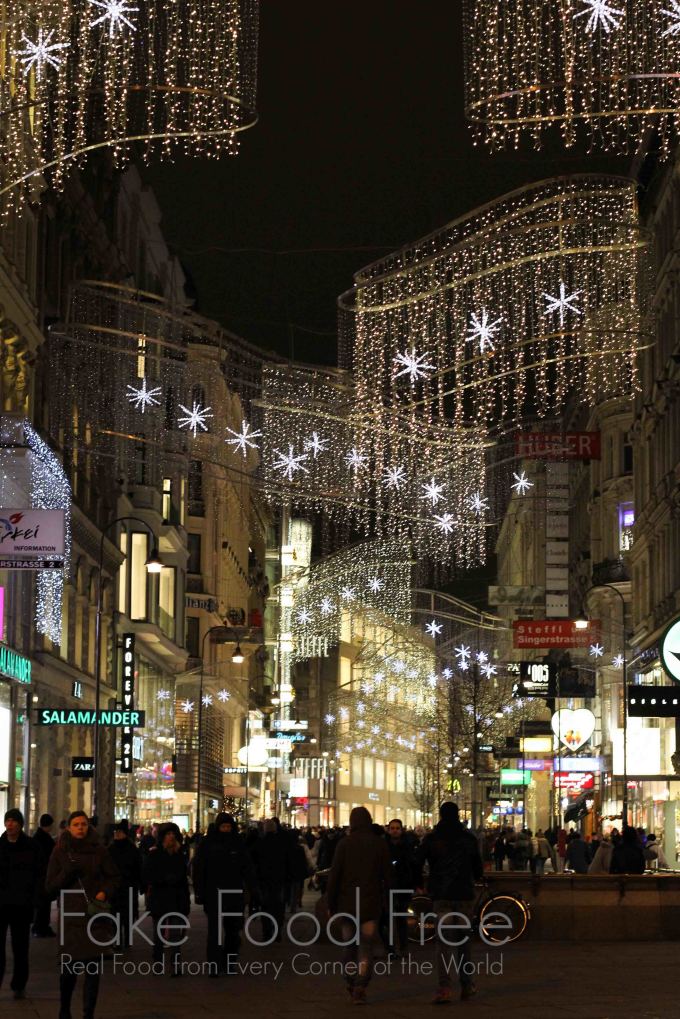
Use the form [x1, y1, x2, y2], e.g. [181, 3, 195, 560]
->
[192, 812, 257, 975]
[142, 824, 190, 976]
[415, 802, 483, 1005]
[0, 807, 41, 1000]
[108, 823, 142, 947]
[32, 813, 57, 937]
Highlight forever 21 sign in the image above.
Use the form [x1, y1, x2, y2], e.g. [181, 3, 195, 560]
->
[120, 633, 135, 774]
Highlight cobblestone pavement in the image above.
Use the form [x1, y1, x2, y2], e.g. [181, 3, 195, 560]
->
[0, 898, 676, 1019]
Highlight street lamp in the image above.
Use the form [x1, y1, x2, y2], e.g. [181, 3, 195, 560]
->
[93, 516, 162, 822]
[232, 643, 245, 665]
[196, 625, 236, 832]
[577, 583, 628, 829]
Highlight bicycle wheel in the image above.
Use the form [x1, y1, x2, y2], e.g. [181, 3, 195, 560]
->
[479, 894, 529, 943]
[406, 895, 437, 944]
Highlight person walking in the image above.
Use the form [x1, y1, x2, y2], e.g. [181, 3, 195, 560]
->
[610, 826, 646, 874]
[492, 831, 506, 872]
[565, 831, 590, 874]
[415, 802, 483, 1006]
[383, 818, 416, 956]
[250, 819, 291, 942]
[192, 812, 257, 975]
[107, 823, 142, 948]
[588, 836, 614, 874]
[46, 810, 119, 1019]
[643, 834, 669, 869]
[31, 813, 56, 938]
[0, 808, 41, 1000]
[142, 824, 190, 976]
[326, 806, 392, 1005]
[533, 830, 552, 876]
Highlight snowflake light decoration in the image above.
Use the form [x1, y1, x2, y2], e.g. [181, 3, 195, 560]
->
[345, 448, 367, 473]
[88, 0, 139, 37]
[383, 465, 406, 490]
[589, 643, 605, 658]
[476, 650, 489, 665]
[319, 597, 334, 616]
[225, 420, 262, 458]
[455, 644, 472, 663]
[178, 401, 213, 437]
[425, 619, 443, 638]
[304, 432, 329, 458]
[442, 667, 453, 680]
[16, 29, 69, 80]
[368, 577, 385, 594]
[574, 0, 624, 34]
[156, 689, 171, 701]
[202, 694, 213, 708]
[433, 512, 456, 534]
[420, 478, 445, 506]
[511, 471, 534, 496]
[339, 707, 350, 721]
[126, 378, 162, 414]
[427, 673, 438, 688]
[612, 654, 624, 668]
[180, 699, 194, 714]
[393, 347, 436, 383]
[468, 491, 489, 515]
[340, 586, 356, 602]
[324, 713, 336, 725]
[466, 310, 502, 354]
[543, 283, 583, 328]
[272, 445, 309, 482]
[296, 608, 312, 625]
[663, 2, 680, 36]
[481, 663, 497, 679]
[217, 689, 230, 703]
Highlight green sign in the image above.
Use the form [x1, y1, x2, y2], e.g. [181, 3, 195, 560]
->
[500, 768, 532, 786]
[0, 644, 31, 685]
[36, 709, 145, 727]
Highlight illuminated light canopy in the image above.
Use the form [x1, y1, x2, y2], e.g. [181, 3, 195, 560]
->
[1, 0, 259, 215]
[463, 0, 680, 152]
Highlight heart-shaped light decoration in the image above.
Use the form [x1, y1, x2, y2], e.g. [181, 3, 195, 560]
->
[551, 708, 595, 751]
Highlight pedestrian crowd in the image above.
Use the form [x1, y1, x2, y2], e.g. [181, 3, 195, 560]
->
[0, 805, 673, 1012]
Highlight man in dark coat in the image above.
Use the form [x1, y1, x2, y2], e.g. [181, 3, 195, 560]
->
[415, 802, 483, 1005]
[108, 823, 143, 947]
[250, 818, 293, 942]
[32, 812, 56, 937]
[142, 824, 190, 975]
[192, 812, 257, 973]
[0, 808, 41, 1000]
[383, 818, 416, 955]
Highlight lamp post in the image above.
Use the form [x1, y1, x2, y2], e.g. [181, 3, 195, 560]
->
[93, 516, 162, 822]
[576, 583, 628, 829]
[196, 626, 240, 833]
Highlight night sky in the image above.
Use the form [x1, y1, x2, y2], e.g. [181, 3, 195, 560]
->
[146, 0, 630, 366]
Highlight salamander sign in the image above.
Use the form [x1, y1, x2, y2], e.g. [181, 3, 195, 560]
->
[36, 709, 145, 726]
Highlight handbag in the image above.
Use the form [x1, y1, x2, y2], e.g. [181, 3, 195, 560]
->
[78, 878, 112, 916]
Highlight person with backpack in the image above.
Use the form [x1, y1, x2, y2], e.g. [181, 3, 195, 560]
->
[415, 802, 483, 1006]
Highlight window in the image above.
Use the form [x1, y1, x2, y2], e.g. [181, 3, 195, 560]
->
[375, 760, 385, 790]
[118, 532, 128, 614]
[186, 615, 200, 658]
[130, 533, 148, 620]
[363, 758, 374, 788]
[619, 503, 635, 553]
[187, 533, 201, 575]
[623, 443, 633, 474]
[162, 478, 172, 523]
[188, 461, 203, 515]
[352, 756, 363, 786]
[159, 567, 175, 640]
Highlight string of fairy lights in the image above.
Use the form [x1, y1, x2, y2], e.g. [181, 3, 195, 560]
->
[463, 0, 680, 152]
[0, 0, 258, 214]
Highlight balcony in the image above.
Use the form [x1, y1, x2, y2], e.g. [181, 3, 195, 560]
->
[592, 558, 630, 586]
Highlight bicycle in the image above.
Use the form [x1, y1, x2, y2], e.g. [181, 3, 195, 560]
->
[406, 881, 531, 945]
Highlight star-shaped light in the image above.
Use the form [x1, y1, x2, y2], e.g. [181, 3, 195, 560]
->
[217, 689, 230, 703]
[542, 282, 583, 327]
[612, 655, 624, 669]
[324, 713, 336, 725]
[481, 663, 498, 679]
[371, 724, 381, 735]
[156, 689, 171, 701]
[345, 448, 367, 473]
[340, 586, 356, 602]
[407, 667, 418, 679]
[319, 597, 334, 615]
[339, 706, 350, 720]
[272, 444, 309, 482]
[454, 644, 472, 662]
[296, 608, 312, 625]
[427, 674, 438, 688]
[357, 701, 366, 714]
[476, 650, 489, 665]
[434, 512, 456, 534]
[393, 346, 436, 383]
[202, 694, 213, 708]
[420, 477, 445, 506]
[589, 643, 605, 658]
[442, 667, 453, 680]
[383, 465, 406, 490]
[468, 491, 489, 515]
[466, 310, 503, 354]
[368, 577, 385, 594]
[391, 660, 406, 674]
[126, 378, 161, 414]
[573, 0, 624, 33]
[303, 432, 329, 458]
[373, 672, 385, 684]
[511, 471, 534, 496]
[178, 401, 213, 437]
[459, 659, 470, 672]
[88, 0, 139, 37]
[425, 619, 443, 638]
[663, 1, 680, 36]
[225, 420, 262, 457]
[180, 699, 194, 714]
[16, 29, 69, 80]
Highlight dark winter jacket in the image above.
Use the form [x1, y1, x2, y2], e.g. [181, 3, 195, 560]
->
[565, 837, 590, 874]
[46, 828, 119, 960]
[32, 826, 56, 865]
[415, 820, 483, 901]
[250, 831, 293, 889]
[385, 835, 417, 898]
[610, 842, 646, 875]
[0, 831, 42, 909]
[326, 829, 392, 924]
[192, 828, 256, 916]
[143, 846, 190, 917]
[108, 837, 143, 912]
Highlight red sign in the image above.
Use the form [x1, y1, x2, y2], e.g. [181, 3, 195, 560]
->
[515, 432, 601, 461]
[513, 620, 601, 649]
[553, 772, 594, 794]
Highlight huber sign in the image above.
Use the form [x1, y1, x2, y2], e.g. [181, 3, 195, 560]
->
[0, 509, 65, 569]
[515, 432, 601, 461]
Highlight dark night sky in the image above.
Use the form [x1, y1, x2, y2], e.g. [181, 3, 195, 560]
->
[145, 0, 629, 365]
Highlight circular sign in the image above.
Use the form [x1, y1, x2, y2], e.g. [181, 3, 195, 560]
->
[660, 616, 680, 683]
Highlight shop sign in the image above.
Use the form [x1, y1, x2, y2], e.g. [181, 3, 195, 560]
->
[271, 719, 307, 730]
[71, 757, 95, 777]
[522, 759, 553, 770]
[660, 616, 680, 683]
[0, 644, 31, 684]
[273, 731, 305, 743]
[224, 766, 248, 774]
[513, 620, 601, 649]
[516, 661, 553, 697]
[551, 708, 595, 751]
[120, 634, 135, 774]
[368, 792, 379, 801]
[553, 756, 601, 772]
[553, 772, 594, 794]
[627, 686, 680, 717]
[488, 586, 544, 606]
[36, 709, 145, 726]
[0, 706, 9, 784]
[0, 509, 65, 568]
[500, 768, 531, 786]
[515, 431, 601, 461]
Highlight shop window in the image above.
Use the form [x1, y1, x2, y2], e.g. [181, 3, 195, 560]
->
[130, 533, 148, 620]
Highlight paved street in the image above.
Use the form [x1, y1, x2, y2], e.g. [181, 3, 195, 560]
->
[2, 895, 678, 1019]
